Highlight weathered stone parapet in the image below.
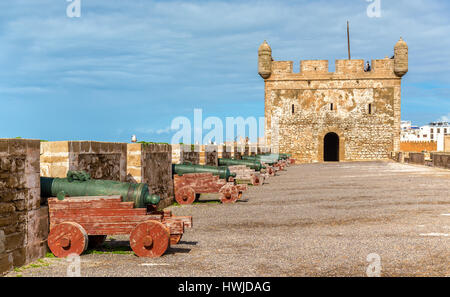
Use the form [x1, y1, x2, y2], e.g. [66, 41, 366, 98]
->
[268, 58, 398, 80]
[199, 145, 218, 166]
[431, 153, 450, 169]
[127, 143, 174, 209]
[406, 152, 426, 165]
[233, 145, 246, 160]
[40, 141, 127, 181]
[258, 146, 271, 154]
[0, 139, 48, 275]
[181, 145, 200, 165]
[171, 144, 183, 164]
[171, 144, 201, 165]
[218, 145, 233, 159]
[391, 151, 449, 170]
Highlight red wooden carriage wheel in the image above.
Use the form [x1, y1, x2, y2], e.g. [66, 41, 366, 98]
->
[251, 175, 260, 186]
[175, 186, 196, 205]
[48, 222, 88, 258]
[219, 184, 239, 204]
[130, 220, 170, 258]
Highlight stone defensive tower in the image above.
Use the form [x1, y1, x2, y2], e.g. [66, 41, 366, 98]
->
[259, 38, 408, 163]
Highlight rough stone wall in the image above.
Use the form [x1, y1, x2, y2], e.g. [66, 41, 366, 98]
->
[234, 145, 246, 160]
[127, 143, 174, 209]
[171, 144, 183, 164]
[41, 141, 127, 181]
[400, 141, 437, 152]
[406, 152, 426, 165]
[218, 145, 233, 159]
[0, 139, 48, 275]
[390, 151, 405, 163]
[181, 145, 200, 165]
[431, 153, 450, 169]
[264, 58, 403, 163]
[391, 151, 450, 169]
[200, 145, 218, 166]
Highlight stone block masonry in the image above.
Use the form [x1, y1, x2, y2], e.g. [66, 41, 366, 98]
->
[391, 151, 449, 170]
[233, 145, 247, 160]
[431, 153, 450, 169]
[40, 141, 127, 181]
[0, 139, 48, 275]
[127, 143, 174, 209]
[171, 145, 201, 165]
[218, 145, 233, 159]
[199, 145, 218, 166]
[259, 38, 408, 163]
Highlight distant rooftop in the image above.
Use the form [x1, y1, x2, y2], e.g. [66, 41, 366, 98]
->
[428, 122, 449, 126]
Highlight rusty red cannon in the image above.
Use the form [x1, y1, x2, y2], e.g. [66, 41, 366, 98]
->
[173, 164, 247, 205]
[42, 172, 192, 258]
[242, 155, 287, 171]
[227, 165, 265, 186]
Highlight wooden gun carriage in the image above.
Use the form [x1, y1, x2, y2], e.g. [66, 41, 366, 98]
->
[173, 173, 247, 205]
[47, 195, 192, 258]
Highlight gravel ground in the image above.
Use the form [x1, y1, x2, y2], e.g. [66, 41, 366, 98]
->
[6, 161, 450, 277]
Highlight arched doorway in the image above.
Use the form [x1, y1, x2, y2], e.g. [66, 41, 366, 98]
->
[324, 132, 339, 162]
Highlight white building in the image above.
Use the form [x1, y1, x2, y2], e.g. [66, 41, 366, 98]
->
[400, 121, 421, 141]
[401, 120, 450, 151]
[419, 122, 449, 142]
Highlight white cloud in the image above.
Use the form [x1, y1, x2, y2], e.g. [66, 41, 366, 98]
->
[438, 113, 450, 122]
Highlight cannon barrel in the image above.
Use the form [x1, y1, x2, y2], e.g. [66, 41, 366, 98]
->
[40, 171, 160, 208]
[278, 153, 291, 160]
[251, 154, 288, 161]
[173, 164, 236, 180]
[218, 158, 265, 171]
[241, 155, 278, 164]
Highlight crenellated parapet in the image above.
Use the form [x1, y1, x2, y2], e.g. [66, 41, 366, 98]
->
[258, 38, 408, 80]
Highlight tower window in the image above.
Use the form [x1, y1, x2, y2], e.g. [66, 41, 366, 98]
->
[368, 104, 372, 114]
[330, 103, 334, 111]
[292, 104, 295, 115]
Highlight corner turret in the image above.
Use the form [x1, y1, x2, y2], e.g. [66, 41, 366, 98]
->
[394, 37, 408, 77]
[258, 40, 272, 79]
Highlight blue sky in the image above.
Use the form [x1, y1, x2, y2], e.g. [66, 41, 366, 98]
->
[0, 0, 449, 143]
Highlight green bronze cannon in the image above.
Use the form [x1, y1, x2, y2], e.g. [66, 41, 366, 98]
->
[260, 153, 287, 159]
[242, 155, 278, 165]
[40, 171, 160, 208]
[173, 163, 236, 181]
[278, 153, 291, 160]
[218, 158, 265, 171]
